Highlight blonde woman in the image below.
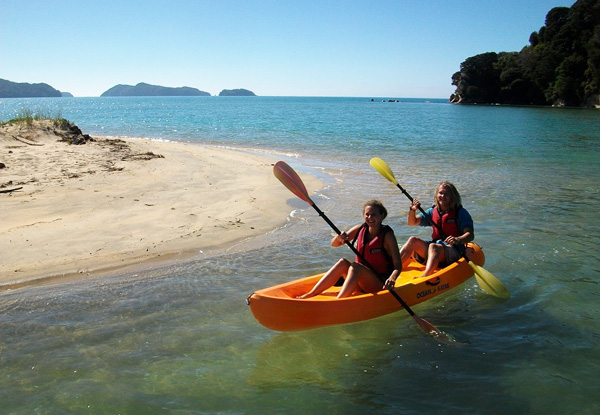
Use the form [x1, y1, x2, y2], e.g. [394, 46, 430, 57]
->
[401, 182, 474, 278]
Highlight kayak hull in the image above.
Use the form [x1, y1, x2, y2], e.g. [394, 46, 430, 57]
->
[248, 243, 485, 331]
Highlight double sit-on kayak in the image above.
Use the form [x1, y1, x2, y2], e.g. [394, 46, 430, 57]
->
[247, 243, 485, 331]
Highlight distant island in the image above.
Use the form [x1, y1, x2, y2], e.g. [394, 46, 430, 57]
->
[450, 0, 600, 107]
[0, 79, 257, 98]
[0, 78, 62, 98]
[218, 89, 256, 96]
[101, 82, 211, 97]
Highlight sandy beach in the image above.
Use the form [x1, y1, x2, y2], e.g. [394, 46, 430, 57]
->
[0, 119, 320, 287]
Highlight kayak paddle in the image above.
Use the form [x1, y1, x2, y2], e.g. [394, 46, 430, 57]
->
[273, 160, 446, 338]
[369, 157, 510, 299]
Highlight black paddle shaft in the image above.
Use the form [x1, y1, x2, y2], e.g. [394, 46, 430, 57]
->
[310, 204, 417, 317]
[395, 183, 439, 231]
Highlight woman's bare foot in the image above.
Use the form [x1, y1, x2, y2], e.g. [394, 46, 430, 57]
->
[296, 293, 316, 299]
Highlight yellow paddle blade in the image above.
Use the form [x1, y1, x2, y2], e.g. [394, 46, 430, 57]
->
[370, 156, 509, 300]
[370, 157, 399, 185]
[469, 261, 510, 299]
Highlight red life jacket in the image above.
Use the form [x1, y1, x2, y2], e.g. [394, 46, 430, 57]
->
[431, 207, 461, 240]
[355, 224, 394, 276]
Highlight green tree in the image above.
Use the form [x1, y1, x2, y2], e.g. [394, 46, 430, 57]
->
[451, 52, 500, 103]
[450, 0, 600, 107]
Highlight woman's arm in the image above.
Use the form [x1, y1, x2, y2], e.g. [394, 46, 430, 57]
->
[446, 226, 474, 245]
[330, 223, 364, 247]
[446, 209, 475, 245]
[407, 199, 422, 226]
[383, 231, 403, 289]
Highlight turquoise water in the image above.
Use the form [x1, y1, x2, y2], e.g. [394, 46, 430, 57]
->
[1, 97, 599, 414]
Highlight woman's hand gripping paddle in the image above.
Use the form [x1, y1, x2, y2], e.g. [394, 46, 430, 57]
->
[273, 161, 446, 338]
[369, 157, 510, 299]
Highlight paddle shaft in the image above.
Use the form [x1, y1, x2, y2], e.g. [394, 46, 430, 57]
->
[273, 160, 443, 329]
[371, 157, 464, 246]
[370, 157, 508, 298]
[310, 203, 418, 317]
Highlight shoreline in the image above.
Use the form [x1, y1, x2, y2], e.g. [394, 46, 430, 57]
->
[0, 120, 322, 288]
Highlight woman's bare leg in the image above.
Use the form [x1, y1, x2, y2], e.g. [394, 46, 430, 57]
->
[337, 263, 384, 298]
[297, 258, 350, 299]
[400, 236, 429, 267]
[418, 243, 447, 278]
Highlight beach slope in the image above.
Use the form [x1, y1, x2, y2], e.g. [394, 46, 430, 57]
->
[0, 120, 319, 286]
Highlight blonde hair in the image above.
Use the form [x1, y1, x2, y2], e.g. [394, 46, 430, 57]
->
[434, 182, 462, 210]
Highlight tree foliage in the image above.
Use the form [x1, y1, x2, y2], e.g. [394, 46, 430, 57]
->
[450, 0, 600, 107]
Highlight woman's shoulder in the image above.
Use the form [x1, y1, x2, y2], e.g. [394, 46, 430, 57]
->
[382, 224, 397, 238]
[457, 206, 472, 218]
[348, 222, 367, 236]
[457, 206, 474, 226]
[351, 222, 367, 231]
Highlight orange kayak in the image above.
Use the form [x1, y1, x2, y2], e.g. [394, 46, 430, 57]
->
[247, 243, 485, 331]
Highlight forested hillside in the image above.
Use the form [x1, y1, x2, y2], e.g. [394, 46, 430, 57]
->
[450, 0, 600, 107]
[0, 79, 62, 98]
[101, 83, 210, 97]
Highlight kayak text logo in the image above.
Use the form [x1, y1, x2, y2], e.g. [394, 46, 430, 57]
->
[416, 282, 450, 299]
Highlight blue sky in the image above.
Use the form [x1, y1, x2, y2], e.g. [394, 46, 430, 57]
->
[1, 0, 576, 98]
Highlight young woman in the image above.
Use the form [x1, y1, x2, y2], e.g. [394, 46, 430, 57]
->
[298, 200, 402, 299]
[400, 181, 474, 279]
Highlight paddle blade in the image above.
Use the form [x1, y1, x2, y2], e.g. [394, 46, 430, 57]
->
[273, 161, 314, 205]
[469, 261, 510, 299]
[412, 315, 447, 339]
[370, 157, 399, 185]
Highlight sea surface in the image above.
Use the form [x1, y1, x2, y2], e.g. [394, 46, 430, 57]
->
[1, 96, 599, 414]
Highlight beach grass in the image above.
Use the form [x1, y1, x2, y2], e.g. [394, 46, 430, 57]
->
[0, 108, 67, 127]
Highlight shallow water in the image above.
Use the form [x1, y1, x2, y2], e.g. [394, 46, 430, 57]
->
[1, 97, 599, 414]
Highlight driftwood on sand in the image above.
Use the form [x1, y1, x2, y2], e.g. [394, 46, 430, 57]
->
[0, 186, 23, 194]
[11, 135, 44, 146]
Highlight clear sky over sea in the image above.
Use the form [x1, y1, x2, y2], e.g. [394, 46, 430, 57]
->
[1, 0, 576, 98]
